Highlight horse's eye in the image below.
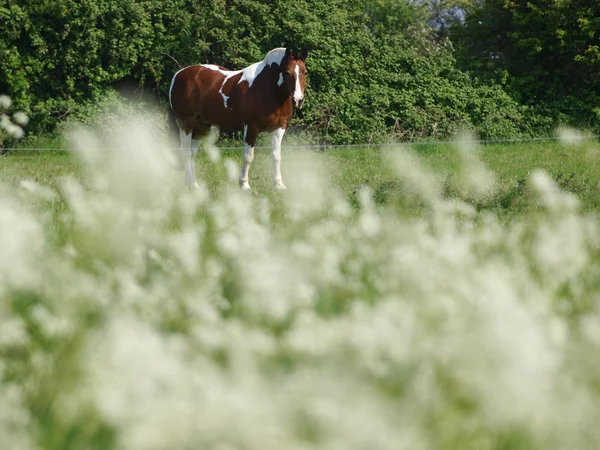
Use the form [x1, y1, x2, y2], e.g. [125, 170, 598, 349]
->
[303, 71, 308, 76]
[285, 71, 291, 77]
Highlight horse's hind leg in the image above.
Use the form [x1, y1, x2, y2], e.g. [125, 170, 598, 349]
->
[177, 121, 199, 189]
[189, 123, 210, 185]
[239, 124, 258, 190]
[176, 119, 209, 189]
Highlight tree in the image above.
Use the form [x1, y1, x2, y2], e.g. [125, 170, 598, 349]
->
[1, 0, 537, 142]
[451, 0, 600, 129]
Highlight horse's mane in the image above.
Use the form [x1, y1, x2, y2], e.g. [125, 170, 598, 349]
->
[262, 48, 286, 66]
[239, 48, 287, 87]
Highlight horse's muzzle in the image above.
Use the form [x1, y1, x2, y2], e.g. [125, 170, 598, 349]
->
[294, 98, 305, 109]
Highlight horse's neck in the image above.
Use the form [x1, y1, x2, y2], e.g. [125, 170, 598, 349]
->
[252, 68, 291, 107]
[270, 72, 292, 106]
[275, 85, 291, 106]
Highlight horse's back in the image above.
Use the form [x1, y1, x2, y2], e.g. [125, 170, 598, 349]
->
[170, 65, 226, 116]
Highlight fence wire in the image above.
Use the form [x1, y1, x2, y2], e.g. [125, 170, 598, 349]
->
[1, 135, 598, 153]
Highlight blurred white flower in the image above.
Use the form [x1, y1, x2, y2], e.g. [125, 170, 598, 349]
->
[0, 110, 599, 449]
[205, 126, 221, 162]
[0, 113, 24, 138]
[12, 111, 29, 126]
[556, 125, 583, 147]
[0, 318, 29, 347]
[223, 158, 239, 181]
[454, 130, 497, 198]
[386, 147, 441, 205]
[0, 95, 12, 110]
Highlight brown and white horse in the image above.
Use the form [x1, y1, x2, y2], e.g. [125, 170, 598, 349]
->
[169, 47, 308, 190]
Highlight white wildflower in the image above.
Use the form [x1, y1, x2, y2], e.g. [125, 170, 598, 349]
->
[12, 111, 29, 126]
[454, 130, 496, 198]
[0, 95, 12, 110]
[556, 125, 583, 147]
[223, 157, 239, 181]
[7, 123, 24, 139]
[385, 147, 441, 205]
[1, 111, 600, 449]
[0, 318, 29, 347]
[204, 126, 221, 162]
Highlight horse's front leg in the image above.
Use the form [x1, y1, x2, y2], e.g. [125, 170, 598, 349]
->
[271, 127, 286, 190]
[239, 124, 257, 190]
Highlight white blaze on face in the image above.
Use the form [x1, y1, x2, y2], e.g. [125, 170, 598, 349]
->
[293, 64, 303, 105]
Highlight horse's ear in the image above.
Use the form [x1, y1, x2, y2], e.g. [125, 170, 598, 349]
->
[285, 48, 293, 58]
[300, 48, 308, 61]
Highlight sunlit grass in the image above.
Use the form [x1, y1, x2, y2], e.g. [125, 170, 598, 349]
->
[3, 138, 600, 218]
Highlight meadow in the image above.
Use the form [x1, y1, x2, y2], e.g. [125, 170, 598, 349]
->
[4, 137, 600, 218]
[1, 120, 600, 450]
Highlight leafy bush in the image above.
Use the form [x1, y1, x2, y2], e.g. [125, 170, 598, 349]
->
[1, 0, 538, 144]
[451, 0, 600, 135]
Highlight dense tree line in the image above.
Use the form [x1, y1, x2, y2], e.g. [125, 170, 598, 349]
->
[450, 0, 600, 132]
[1, 0, 598, 144]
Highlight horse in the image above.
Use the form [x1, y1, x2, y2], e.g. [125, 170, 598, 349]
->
[169, 47, 308, 190]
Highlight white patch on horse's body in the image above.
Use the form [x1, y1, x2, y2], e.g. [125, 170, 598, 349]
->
[238, 62, 261, 87]
[220, 93, 230, 108]
[277, 73, 284, 86]
[169, 67, 188, 109]
[202, 64, 228, 72]
[263, 48, 287, 67]
[202, 65, 243, 81]
[239, 48, 286, 87]
[201, 65, 239, 109]
[293, 64, 303, 104]
[203, 49, 286, 107]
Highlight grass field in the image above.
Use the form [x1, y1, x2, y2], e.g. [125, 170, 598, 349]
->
[2, 123, 600, 450]
[3, 138, 600, 216]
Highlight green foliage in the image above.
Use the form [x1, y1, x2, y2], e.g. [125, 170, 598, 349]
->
[451, 0, 600, 133]
[0, 0, 590, 143]
[0, 0, 186, 134]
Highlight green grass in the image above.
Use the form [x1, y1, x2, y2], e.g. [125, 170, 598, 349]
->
[2, 139, 600, 218]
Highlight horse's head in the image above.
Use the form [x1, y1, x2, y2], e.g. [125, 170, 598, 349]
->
[281, 48, 308, 109]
